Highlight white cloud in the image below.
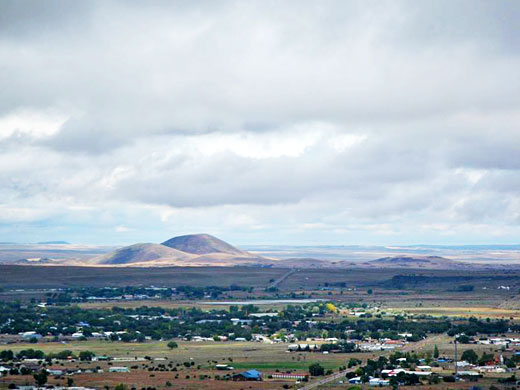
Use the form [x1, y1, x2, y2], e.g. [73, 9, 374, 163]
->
[0, 109, 67, 139]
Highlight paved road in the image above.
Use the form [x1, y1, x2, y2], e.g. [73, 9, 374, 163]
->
[401, 334, 446, 352]
[267, 268, 298, 289]
[297, 369, 353, 390]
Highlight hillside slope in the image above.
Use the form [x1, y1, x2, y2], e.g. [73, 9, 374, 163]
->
[161, 234, 248, 256]
[91, 243, 195, 265]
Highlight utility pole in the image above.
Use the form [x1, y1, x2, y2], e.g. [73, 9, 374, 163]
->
[454, 337, 458, 381]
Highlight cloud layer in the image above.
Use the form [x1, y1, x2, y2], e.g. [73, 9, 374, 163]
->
[1, 0, 519, 245]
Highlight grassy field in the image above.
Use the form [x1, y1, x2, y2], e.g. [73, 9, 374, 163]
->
[0, 265, 287, 288]
[2, 265, 520, 292]
[0, 340, 348, 369]
[390, 306, 520, 319]
[76, 299, 317, 311]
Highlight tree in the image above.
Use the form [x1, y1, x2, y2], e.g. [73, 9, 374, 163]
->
[79, 351, 95, 361]
[0, 350, 14, 361]
[309, 363, 325, 376]
[461, 349, 478, 364]
[167, 341, 178, 349]
[115, 384, 128, 390]
[67, 377, 74, 387]
[367, 289, 373, 295]
[433, 344, 439, 358]
[478, 352, 494, 366]
[33, 370, 48, 387]
[325, 303, 337, 313]
[109, 333, 119, 341]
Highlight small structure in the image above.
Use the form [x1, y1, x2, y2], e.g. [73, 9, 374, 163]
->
[233, 369, 262, 381]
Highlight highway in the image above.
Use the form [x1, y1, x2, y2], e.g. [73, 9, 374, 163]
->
[297, 368, 353, 390]
[267, 268, 298, 289]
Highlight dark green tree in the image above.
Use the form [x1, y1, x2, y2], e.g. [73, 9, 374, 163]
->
[309, 363, 325, 376]
[461, 349, 478, 364]
[33, 370, 48, 387]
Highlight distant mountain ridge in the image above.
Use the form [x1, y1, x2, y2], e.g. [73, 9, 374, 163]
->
[366, 255, 464, 269]
[89, 234, 264, 266]
[4, 237, 514, 269]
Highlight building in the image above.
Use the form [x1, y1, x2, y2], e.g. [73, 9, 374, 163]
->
[287, 343, 319, 352]
[382, 369, 432, 377]
[271, 372, 309, 381]
[233, 369, 262, 381]
[109, 367, 129, 373]
[21, 331, 43, 340]
[249, 312, 279, 318]
[47, 369, 64, 375]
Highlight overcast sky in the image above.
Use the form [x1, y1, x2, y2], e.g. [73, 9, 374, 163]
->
[1, 0, 519, 246]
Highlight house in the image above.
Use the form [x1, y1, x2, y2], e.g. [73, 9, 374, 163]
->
[369, 378, 390, 386]
[109, 367, 129, 373]
[0, 366, 10, 376]
[458, 371, 482, 378]
[231, 318, 253, 326]
[349, 376, 365, 384]
[20, 363, 41, 372]
[215, 364, 234, 370]
[477, 366, 505, 373]
[93, 356, 109, 361]
[271, 372, 309, 381]
[21, 331, 43, 340]
[233, 369, 262, 381]
[249, 312, 279, 318]
[47, 369, 64, 376]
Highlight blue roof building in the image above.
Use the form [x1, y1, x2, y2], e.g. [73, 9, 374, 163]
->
[233, 369, 263, 381]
